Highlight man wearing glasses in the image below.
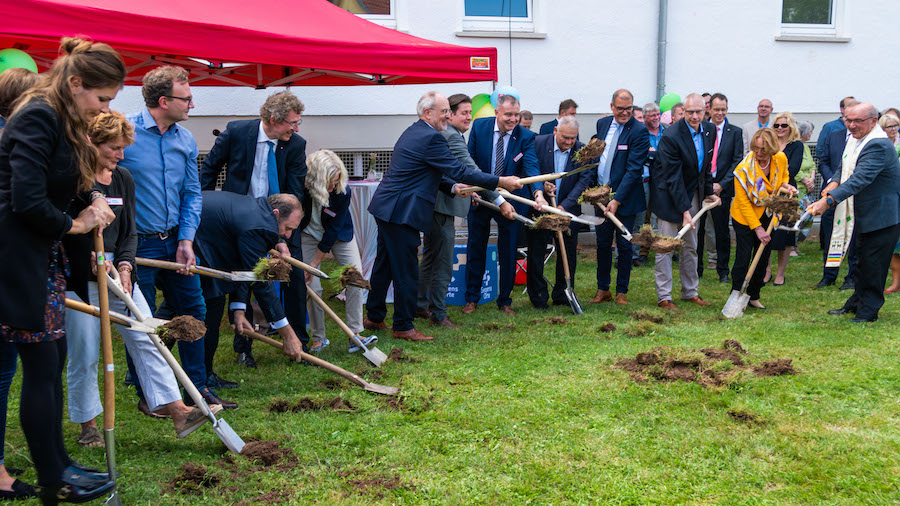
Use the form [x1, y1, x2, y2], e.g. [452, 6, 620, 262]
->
[742, 99, 773, 155]
[199, 91, 309, 377]
[650, 93, 720, 310]
[120, 66, 237, 410]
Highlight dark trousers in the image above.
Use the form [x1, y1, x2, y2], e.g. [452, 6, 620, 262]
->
[595, 212, 637, 294]
[367, 219, 421, 332]
[279, 240, 310, 352]
[203, 295, 227, 374]
[525, 224, 578, 306]
[16, 339, 71, 488]
[698, 194, 732, 277]
[465, 205, 519, 307]
[841, 223, 900, 320]
[820, 206, 858, 283]
[731, 216, 773, 301]
[0, 342, 17, 465]
[417, 212, 456, 322]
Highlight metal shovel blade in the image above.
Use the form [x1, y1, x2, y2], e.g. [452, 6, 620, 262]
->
[212, 418, 245, 454]
[363, 382, 400, 395]
[571, 214, 605, 226]
[721, 290, 750, 318]
[103, 430, 123, 506]
[565, 288, 584, 315]
[350, 333, 387, 367]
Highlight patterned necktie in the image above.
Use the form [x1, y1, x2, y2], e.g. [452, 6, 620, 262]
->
[267, 141, 280, 195]
[711, 127, 721, 177]
[494, 131, 507, 176]
[598, 124, 620, 185]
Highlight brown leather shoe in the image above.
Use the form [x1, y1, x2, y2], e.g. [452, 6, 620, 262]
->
[392, 328, 434, 341]
[138, 398, 171, 419]
[498, 305, 516, 316]
[681, 296, 711, 307]
[363, 317, 389, 331]
[414, 309, 432, 320]
[615, 293, 628, 305]
[590, 289, 613, 304]
[658, 300, 678, 310]
[461, 302, 477, 314]
[431, 317, 459, 328]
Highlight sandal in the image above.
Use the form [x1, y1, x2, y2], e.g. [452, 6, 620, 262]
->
[176, 407, 212, 439]
[77, 425, 105, 448]
[310, 338, 330, 354]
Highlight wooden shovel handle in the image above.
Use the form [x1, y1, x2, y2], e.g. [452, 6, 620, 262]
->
[267, 250, 325, 277]
[593, 201, 631, 237]
[498, 190, 574, 219]
[65, 298, 137, 328]
[549, 196, 573, 281]
[135, 257, 231, 280]
[245, 329, 366, 388]
[305, 285, 358, 341]
[94, 232, 116, 429]
[741, 215, 779, 290]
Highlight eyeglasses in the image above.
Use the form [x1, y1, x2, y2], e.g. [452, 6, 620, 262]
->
[430, 108, 451, 115]
[164, 95, 193, 104]
[773, 123, 789, 128]
[845, 116, 875, 125]
[884, 124, 899, 129]
[612, 105, 632, 113]
[281, 118, 302, 128]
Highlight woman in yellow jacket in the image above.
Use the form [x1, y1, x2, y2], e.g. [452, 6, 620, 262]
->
[731, 128, 797, 309]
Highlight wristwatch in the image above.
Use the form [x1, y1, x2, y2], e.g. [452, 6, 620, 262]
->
[825, 195, 835, 207]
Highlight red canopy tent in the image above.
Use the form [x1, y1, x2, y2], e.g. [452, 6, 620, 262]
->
[1, 0, 497, 87]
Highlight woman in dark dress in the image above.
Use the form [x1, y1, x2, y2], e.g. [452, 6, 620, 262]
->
[0, 37, 124, 504]
[768, 111, 804, 286]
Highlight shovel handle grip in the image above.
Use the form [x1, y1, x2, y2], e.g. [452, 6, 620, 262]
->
[594, 201, 632, 237]
[245, 330, 367, 388]
[675, 199, 720, 240]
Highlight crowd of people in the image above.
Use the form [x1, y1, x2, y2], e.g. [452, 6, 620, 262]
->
[0, 37, 898, 503]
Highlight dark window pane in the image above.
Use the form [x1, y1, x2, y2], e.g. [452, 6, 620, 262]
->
[465, 0, 528, 17]
[329, 0, 391, 15]
[782, 0, 832, 24]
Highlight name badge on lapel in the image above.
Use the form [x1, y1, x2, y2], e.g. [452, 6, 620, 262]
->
[323, 208, 337, 218]
[106, 197, 124, 206]
[513, 152, 523, 162]
[617, 145, 629, 151]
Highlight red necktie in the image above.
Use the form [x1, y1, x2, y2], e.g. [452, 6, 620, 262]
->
[710, 128, 721, 176]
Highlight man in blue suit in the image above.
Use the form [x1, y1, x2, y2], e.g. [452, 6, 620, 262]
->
[539, 99, 578, 137]
[589, 89, 650, 306]
[808, 103, 900, 322]
[526, 116, 590, 308]
[199, 90, 310, 374]
[365, 92, 522, 341]
[463, 94, 542, 316]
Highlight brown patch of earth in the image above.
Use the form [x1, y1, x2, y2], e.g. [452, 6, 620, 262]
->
[240, 440, 298, 466]
[235, 490, 293, 505]
[340, 266, 371, 290]
[728, 409, 767, 425]
[169, 462, 219, 494]
[388, 348, 417, 361]
[480, 322, 515, 332]
[533, 214, 571, 232]
[321, 378, 343, 390]
[723, 339, 747, 354]
[753, 359, 795, 377]
[631, 311, 664, 323]
[344, 474, 414, 499]
[599, 323, 616, 332]
[269, 397, 356, 413]
[158, 315, 206, 346]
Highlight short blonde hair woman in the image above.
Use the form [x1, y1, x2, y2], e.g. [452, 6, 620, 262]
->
[878, 113, 900, 148]
[768, 112, 805, 285]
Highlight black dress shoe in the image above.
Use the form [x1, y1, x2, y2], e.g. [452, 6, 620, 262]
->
[47, 466, 114, 504]
[815, 278, 835, 288]
[850, 316, 878, 323]
[839, 279, 855, 290]
[0, 479, 36, 500]
[236, 351, 257, 369]
[827, 308, 854, 315]
[207, 372, 238, 389]
[123, 369, 134, 387]
[186, 389, 238, 410]
[718, 274, 729, 283]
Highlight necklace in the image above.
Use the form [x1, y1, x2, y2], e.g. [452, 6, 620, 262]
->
[759, 159, 770, 171]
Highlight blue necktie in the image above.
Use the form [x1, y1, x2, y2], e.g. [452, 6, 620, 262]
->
[267, 141, 279, 195]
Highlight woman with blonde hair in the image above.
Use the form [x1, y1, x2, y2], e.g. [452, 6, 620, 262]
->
[731, 128, 797, 309]
[767, 111, 804, 285]
[300, 150, 375, 353]
[878, 113, 900, 148]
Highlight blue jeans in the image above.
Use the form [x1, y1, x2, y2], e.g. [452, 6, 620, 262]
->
[0, 342, 16, 466]
[129, 234, 208, 394]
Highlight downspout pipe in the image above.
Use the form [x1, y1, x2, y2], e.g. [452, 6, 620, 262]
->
[656, 0, 668, 101]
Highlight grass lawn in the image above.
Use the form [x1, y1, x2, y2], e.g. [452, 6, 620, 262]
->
[4, 240, 899, 504]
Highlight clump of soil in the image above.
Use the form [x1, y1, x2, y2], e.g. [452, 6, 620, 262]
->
[533, 214, 571, 232]
[253, 257, 291, 281]
[169, 462, 219, 493]
[268, 397, 356, 413]
[723, 339, 747, 354]
[158, 315, 206, 346]
[632, 311, 664, 324]
[235, 490, 292, 505]
[728, 409, 767, 425]
[579, 185, 614, 206]
[623, 320, 660, 337]
[700, 347, 745, 366]
[629, 224, 655, 248]
[548, 316, 568, 325]
[629, 225, 684, 254]
[388, 348, 417, 362]
[240, 440, 298, 466]
[339, 265, 371, 290]
[342, 473, 414, 499]
[574, 138, 607, 164]
[753, 359, 795, 377]
[268, 399, 292, 413]
[381, 396, 405, 411]
[321, 378, 343, 390]
[763, 195, 801, 225]
[480, 322, 515, 332]
[599, 323, 616, 332]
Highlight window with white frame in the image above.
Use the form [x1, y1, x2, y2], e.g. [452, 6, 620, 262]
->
[329, 0, 397, 29]
[462, 0, 534, 33]
[780, 0, 843, 37]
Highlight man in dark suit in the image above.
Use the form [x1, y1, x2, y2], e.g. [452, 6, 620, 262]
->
[808, 102, 900, 322]
[365, 92, 522, 341]
[815, 100, 859, 289]
[463, 94, 542, 316]
[199, 91, 309, 372]
[589, 89, 650, 306]
[697, 93, 743, 283]
[651, 93, 721, 309]
[539, 98, 578, 137]
[193, 191, 305, 406]
[526, 116, 590, 308]
[416, 94, 515, 327]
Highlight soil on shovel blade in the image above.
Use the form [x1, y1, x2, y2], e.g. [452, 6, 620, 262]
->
[158, 315, 206, 347]
[533, 214, 571, 232]
[579, 185, 613, 206]
[629, 225, 684, 254]
[253, 258, 291, 281]
[340, 266, 372, 290]
[240, 440, 298, 466]
[575, 138, 607, 163]
[763, 195, 801, 225]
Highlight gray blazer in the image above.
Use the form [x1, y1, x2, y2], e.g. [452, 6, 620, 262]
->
[829, 137, 900, 234]
[435, 124, 500, 217]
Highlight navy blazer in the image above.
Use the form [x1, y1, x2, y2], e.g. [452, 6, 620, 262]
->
[709, 121, 744, 197]
[299, 187, 354, 253]
[468, 117, 540, 213]
[592, 116, 649, 216]
[533, 134, 588, 215]
[199, 118, 307, 200]
[818, 128, 848, 183]
[538, 118, 558, 136]
[193, 191, 284, 323]
[829, 138, 900, 234]
[650, 119, 716, 223]
[369, 120, 499, 232]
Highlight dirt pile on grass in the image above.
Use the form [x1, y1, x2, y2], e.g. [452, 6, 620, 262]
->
[340, 266, 371, 290]
[169, 462, 219, 493]
[631, 311, 664, 324]
[235, 490, 293, 505]
[253, 258, 291, 281]
[240, 440, 298, 466]
[615, 340, 796, 387]
[728, 409, 767, 425]
[158, 315, 206, 346]
[267, 397, 356, 413]
[533, 214, 571, 232]
[388, 348, 417, 362]
[339, 472, 415, 499]
[599, 323, 616, 333]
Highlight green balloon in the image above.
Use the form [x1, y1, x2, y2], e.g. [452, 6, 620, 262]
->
[0, 48, 38, 74]
[471, 93, 492, 113]
[659, 92, 681, 113]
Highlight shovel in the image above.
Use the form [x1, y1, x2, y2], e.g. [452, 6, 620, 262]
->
[245, 330, 399, 395]
[268, 250, 331, 280]
[775, 210, 812, 232]
[135, 257, 262, 282]
[93, 233, 122, 506]
[471, 196, 536, 227]
[458, 163, 598, 195]
[722, 216, 779, 319]
[498, 190, 605, 226]
[592, 201, 633, 241]
[306, 285, 388, 367]
[673, 197, 721, 240]
[549, 195, 583, 315]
